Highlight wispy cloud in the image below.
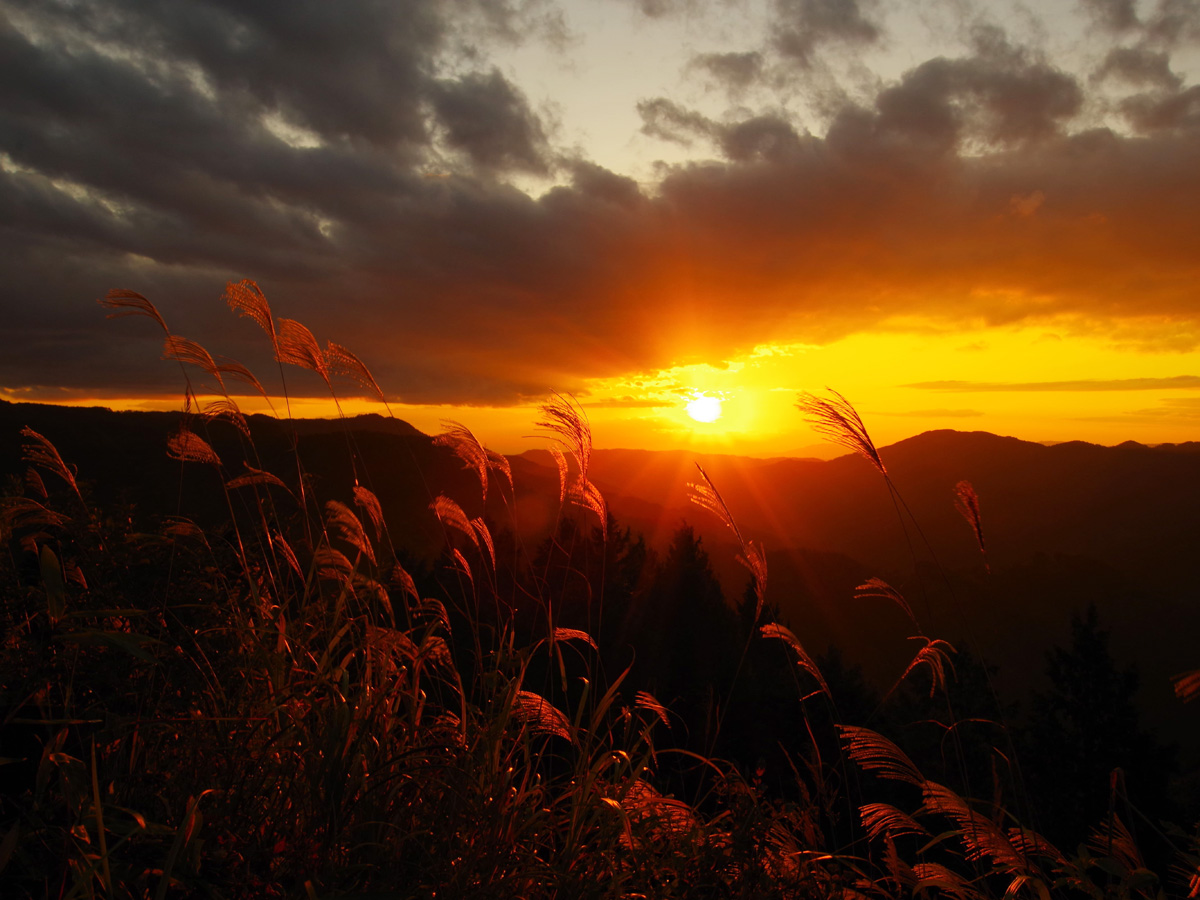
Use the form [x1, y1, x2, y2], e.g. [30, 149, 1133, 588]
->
[579, 397, 668, 409]
[905, 377, 1200, 392]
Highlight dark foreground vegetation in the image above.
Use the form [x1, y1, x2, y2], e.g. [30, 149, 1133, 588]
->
[1, 283, 1198, 898]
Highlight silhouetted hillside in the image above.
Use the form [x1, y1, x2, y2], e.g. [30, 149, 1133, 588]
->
[4, 402, 1197, 747]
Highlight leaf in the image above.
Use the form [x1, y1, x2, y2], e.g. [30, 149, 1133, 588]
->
[553, 628, 598, 650]
[40, 544, 67, 624]
[156, 791, 215, 900]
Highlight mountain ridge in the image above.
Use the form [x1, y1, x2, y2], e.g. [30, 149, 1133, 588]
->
[3, 400, 1198, 745]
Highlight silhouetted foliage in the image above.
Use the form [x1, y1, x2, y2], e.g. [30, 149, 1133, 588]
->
[1022, 604, 1176, 851]
[625, 525, 739, 746]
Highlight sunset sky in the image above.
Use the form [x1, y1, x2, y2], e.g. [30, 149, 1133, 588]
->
[3, 0, 1200, 455]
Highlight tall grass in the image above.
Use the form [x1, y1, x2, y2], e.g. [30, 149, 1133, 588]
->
[0, 284, 1195, 898]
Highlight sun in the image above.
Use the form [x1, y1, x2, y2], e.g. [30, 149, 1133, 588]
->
[685, 394, 723, 423]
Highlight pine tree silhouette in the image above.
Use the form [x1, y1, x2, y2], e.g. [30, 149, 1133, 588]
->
[1023, 603, 1175, 850]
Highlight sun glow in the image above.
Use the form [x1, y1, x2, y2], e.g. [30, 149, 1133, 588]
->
[686, 394, 723, 423]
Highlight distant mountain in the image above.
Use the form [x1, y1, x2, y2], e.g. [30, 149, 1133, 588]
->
[4, 402, 1198, 746]
[527, 433, 1200, 747]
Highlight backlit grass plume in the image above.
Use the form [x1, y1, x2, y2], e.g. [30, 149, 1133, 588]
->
[568, 477, 607, 534]
[536, 394, 606, 532]
[98, 288, 169, 335]
[688, 463, 767, 623]
[919, 782, 1028, 874]
[217, 358, 272, 404]
[326, 499, 377, 567]
[954, 479, 989, 572]
[434, 420, 512, 503]
[276, 317, 331, 388]
[327, 340, 390, 410]
[223, 278, 277, 351]
[166, 425, 221, 467]
[1173, 669, 1200, 702]
[163, 334, 227, 393]
[760, 622, 829, 698]
[513, 689, 573, 742]
[854, 577, 920, 633]
[353, 485, 385, 542]
[430, 494, 479, 551]
[839, 725, 925, 786]
[894, 636, 957, 699]
[859, 803, 928, 841]
[203, 398, 250, 438]
[796, 388, 885, 477]
[21, 426, 84, 507]
[226, 464, 289, 492]
[536, 393, 592, 485]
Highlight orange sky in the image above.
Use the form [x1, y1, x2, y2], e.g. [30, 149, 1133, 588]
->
[14, 318, 1200, 456]
[2, 0, 1200, 456]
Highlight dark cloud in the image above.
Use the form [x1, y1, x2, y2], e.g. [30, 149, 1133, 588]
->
[689, 51, 766, 93]
[1095, 46, 1183, 90]
[1145, 0, 1200, 47]
[2, 0, 1200, 409]
[637, 100, 807, 163]
[458, 0, 569, 48]
[1121, 84, 1200, 131]
[637, 97, 715, 144]
[430, 69, 551, 174]
[905, 377, 1200, 391]
[863, 27, 1082, 152]
[717, 115, 806, 163]
[772, 0, 881, 67]
[1080, 0, 1141, 32]
[1082, 0, 1200, 45]
[614, 0, 693, 17]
